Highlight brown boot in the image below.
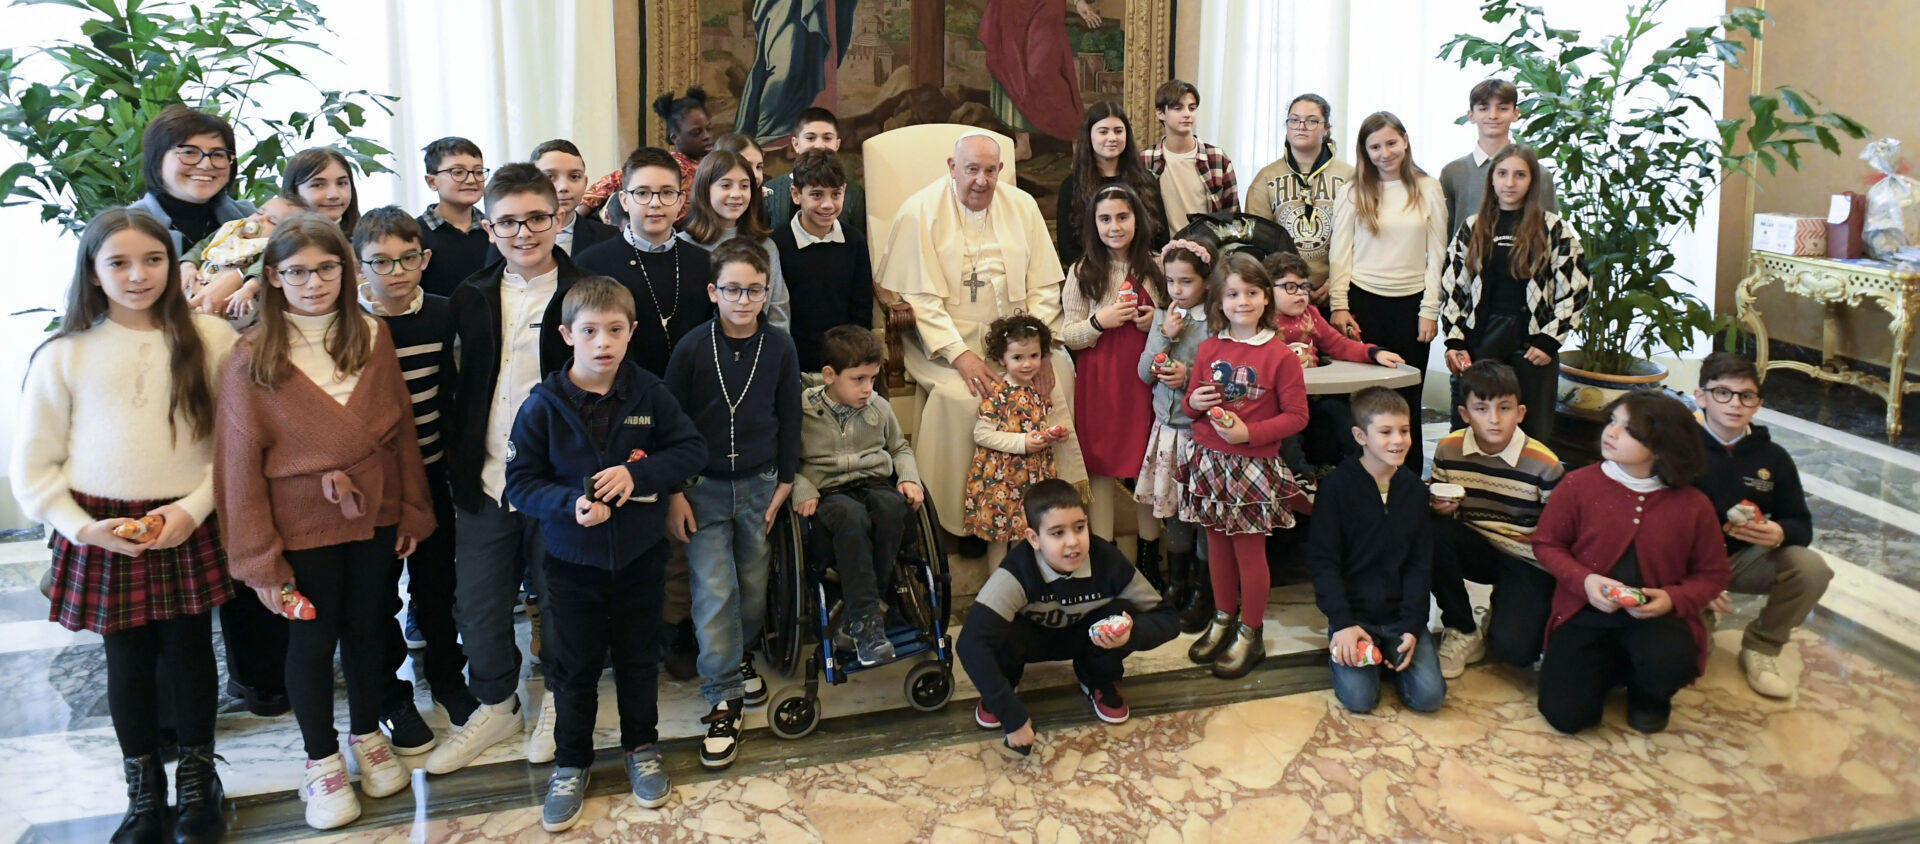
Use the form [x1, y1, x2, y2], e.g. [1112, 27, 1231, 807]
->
[1212, 623, 1265, 679]
[1188, 611, 1237, 664]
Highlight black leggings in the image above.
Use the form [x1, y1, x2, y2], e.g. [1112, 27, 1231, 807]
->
[285, 527, 398, 760]
[103, 612, 218, 758]
[1538, 613, 1698, 734]
[1348, 286, 1432, 468]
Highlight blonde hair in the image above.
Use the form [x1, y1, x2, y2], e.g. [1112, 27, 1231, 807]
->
[1352, 112, 1431, 235]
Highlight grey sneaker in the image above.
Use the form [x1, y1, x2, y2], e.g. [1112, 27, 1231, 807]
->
[625, 744, 671, 809]
[541, 767, 588, 832]
[851, 613, 896, 667]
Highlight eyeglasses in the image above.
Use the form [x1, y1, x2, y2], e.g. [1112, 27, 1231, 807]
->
[1704, 387, 1762, 408]
[362, 251, 427, 276]
[486, 213, 557, 236]
[1285, 117, 1326, 129]
[171, 145, 235, 168]
[275, 261, 344, 286]
[621, 188, 683, 205]
[716, 285, 769, 303]
[1277, 282, 1315, 295]
[432, 166, 490, 183]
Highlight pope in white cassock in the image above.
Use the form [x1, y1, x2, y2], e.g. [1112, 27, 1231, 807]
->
[878, 132, 1087, 540]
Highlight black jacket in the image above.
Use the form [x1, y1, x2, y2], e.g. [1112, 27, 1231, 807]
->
[567, 214, 620, 259]
[1693, 423, 1813, 553]
[443, 249, 598, 513]
[505, 362, 706, 569]
[1306, 456, 1433, 639]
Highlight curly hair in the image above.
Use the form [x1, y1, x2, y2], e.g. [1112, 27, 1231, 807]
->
[984, 313, 1052, 364]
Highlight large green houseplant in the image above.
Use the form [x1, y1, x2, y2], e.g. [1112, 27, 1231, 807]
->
[0, 0, 396, 234]
[1440, 0, 1868, 379]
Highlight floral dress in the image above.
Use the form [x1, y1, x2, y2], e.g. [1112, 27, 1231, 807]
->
[963, 381, 1058, 541]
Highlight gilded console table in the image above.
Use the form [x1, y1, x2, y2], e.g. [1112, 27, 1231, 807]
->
[1734, 251, 1920, 441]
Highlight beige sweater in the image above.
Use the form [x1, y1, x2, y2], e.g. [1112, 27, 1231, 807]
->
[214, 320, 434, 588]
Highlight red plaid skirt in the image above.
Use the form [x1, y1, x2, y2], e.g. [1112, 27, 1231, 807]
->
[47, 492, 234, 634]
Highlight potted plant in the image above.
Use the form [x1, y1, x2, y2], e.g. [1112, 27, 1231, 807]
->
[1441, 0, 1868, 417]
[0, 0, 396, 234]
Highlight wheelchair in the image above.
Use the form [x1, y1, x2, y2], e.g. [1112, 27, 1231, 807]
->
[759, 487, 956, 739]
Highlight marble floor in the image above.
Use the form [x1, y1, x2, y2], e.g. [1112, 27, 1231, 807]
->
[6, 402, 1920, 842]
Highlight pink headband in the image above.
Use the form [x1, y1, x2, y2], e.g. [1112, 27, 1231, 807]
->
[1161, 239, 1211, 264]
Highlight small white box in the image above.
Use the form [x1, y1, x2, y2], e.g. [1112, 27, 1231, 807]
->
[1753, 213, 1828, 256]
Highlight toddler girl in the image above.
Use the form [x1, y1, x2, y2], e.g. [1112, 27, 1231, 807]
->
[963, 314, 1085, 565]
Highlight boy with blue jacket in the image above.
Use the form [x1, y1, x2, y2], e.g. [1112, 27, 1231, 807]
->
[505, 277, 706, 829]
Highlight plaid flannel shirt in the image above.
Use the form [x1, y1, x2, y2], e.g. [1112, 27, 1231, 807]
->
[1141, 139, 1240, 215]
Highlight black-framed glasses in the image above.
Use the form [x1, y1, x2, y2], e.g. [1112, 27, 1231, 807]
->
[362, 251, 427, 276]
[1705, 387, 1762, 408]
[716, 284, 769, 303]
[276, 261, 344, 286]
[1277, 282, 1315, 295]
[171, 145, 235, 168]
[1285, 117, 1326, 129]
[621, 188, 683, 205]
[432, 166, 490, 182]
[486, 213, 557, 236]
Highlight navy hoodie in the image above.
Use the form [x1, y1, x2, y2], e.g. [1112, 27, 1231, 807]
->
[1693, 423, 1813, 554]
[505, 360, 707, 569]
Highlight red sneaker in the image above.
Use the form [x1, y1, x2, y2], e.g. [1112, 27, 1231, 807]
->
[1082, 682, 1129, 725]
[974, 700, 1001, 730]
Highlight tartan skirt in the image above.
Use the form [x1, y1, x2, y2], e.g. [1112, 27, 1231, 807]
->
[1176, 446, 1300, 536]
[46, 492, 234, 635]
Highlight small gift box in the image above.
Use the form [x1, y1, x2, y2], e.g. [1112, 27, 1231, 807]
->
[1753, 213, 1828, 256]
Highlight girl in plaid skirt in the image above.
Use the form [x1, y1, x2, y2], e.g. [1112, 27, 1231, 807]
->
[1179, 254, 1310, 680]
[1135, 241, 1214, 631]
[10, 208, 239, 842]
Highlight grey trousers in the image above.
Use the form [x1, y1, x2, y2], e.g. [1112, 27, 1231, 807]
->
[1725, 544, 1833, 656]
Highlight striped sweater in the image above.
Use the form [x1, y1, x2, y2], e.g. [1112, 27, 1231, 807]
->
[1428, 428, 1564, 563]
[360, 287, 454, 466]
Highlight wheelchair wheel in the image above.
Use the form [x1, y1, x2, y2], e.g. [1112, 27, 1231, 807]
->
[760, 505, 809, 675]
[767, 685, 820, 740]
[903, 660, 953, 712]
[902, 496, 950, 637]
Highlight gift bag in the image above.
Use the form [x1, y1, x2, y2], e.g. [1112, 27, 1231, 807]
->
[1862, 138, 1919, 261]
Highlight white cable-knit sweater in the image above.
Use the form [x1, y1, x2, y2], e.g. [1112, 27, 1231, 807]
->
[10, 314, 239, 541]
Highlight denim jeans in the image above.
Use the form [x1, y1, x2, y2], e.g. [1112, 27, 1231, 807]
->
[684, 468, 778, 705]
[452, 497, 548, 706]
[1329, 627, 1447, 713]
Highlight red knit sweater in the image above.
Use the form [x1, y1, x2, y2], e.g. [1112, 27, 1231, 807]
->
[1277, 307, 1377, 364]
[214, 321, 435, 588]
[1181, 331, 1309, 457]
[1531, 464, 1730, 672]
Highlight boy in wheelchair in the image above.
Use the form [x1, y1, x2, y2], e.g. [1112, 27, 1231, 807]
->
[792, 326, 925, 667]
[958, 480, 1180, 757]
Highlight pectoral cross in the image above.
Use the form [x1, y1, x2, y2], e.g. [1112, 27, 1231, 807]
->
[963, 269, 987, 303]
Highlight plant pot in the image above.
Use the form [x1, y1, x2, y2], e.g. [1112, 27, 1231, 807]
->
[1556, 350, 1669, 420]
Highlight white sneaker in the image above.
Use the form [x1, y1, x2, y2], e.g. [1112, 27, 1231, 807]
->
[301, 753, 362, 830]
[347, 732, 409, 798]
[1436, 623, 1487, 679]
[1740, 648, 1793, 698]
[424, 697, 523, 775]
[526, 691, 559, 764]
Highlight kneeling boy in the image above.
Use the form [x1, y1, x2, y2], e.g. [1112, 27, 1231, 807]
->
[505, 278, 706, 830]
[958, 480, 1179, 757]
[793, 326, 923, 666]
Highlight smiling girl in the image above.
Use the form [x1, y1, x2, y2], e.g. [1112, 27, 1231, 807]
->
[678, 149, 792, 331]
[1056, 102, 1168, 266]
[283, 148, 363, 234]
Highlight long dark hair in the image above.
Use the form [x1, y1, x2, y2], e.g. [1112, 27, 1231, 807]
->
[281, 148, 362, 234]
[712, 132, 775, 236]
[1069, 102, 1162, 243]
[684, 149, 770, 243]
[1352, 111, 1431, 235]
[248, 213, 374, 389]
[33, 208, 214, 441]
[1466, 145, 1551, 280]
[1604, 392, 1707, 487]
[1075, 183, 1165, 307]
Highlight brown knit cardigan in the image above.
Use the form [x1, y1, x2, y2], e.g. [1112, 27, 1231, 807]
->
[214, 319, 435, 589]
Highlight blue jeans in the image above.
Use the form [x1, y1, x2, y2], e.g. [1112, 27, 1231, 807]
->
[684, 468, 778, 705]
[1329, 627, 1447, 713]
[452, 498, 548, 706]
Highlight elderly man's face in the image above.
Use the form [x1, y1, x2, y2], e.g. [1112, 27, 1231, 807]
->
[948, 136, 1002, 212]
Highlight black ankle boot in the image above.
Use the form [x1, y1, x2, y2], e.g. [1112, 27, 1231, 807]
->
[1135, 538, 1165, 594]
[172, 745, 227, 843]
[1163, 550, 1191, 609]
[1178, 567, 1215, 634]
[111, 754, 168, 844]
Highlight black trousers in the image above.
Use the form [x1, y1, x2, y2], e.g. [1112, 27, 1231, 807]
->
[220, 585, 288, 695]
[815, 481, 911, 621]
[991, 601, 1174, 694]
[1447, 312, 1558, 443]
[285, 527, 399, 760]
[1537, 612, 1698, 734]
[105, 612, 217, 757]
[546, 543, 667, 768]
[383, 467, 476, 721]
[1429, 516, 1557, 666]
[1348, 286, 1432, 468]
